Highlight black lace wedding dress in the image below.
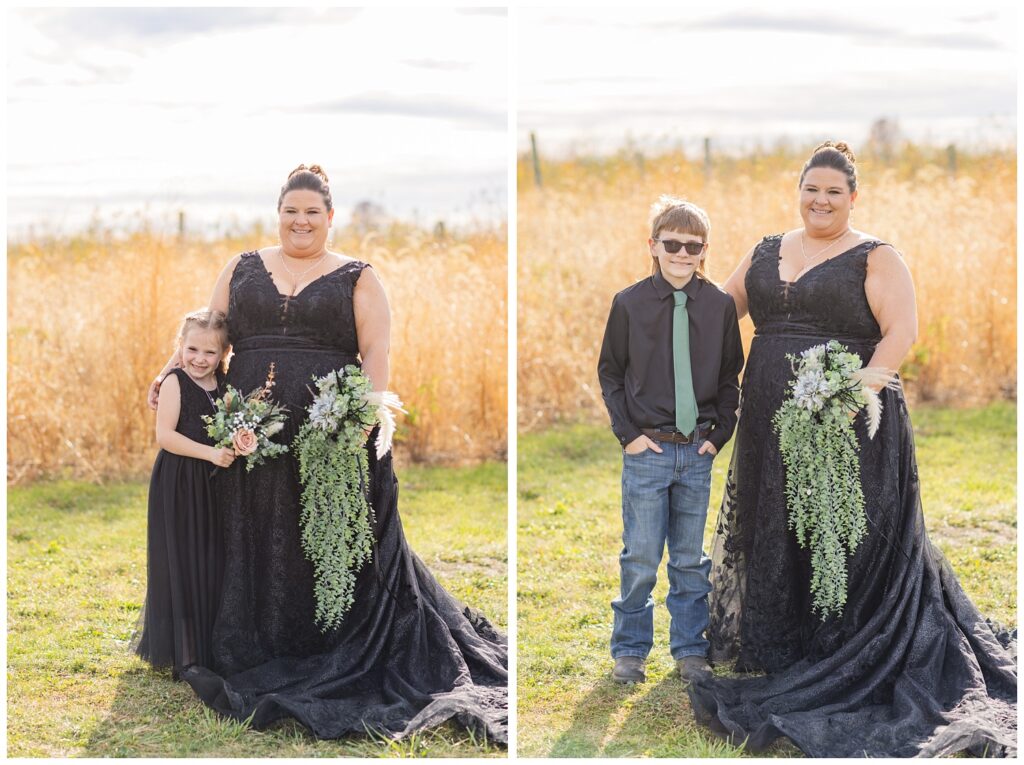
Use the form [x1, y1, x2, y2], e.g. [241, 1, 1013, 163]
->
[687, 236, 1016, 757]
[181, 252, 507, 743]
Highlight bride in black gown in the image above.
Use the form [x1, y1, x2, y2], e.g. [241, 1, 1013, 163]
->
[686, 143, 1015, 757]
[148, 165, 507, 743]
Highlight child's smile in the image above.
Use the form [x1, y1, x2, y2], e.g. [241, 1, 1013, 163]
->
[649, 231, 706, 289]
[181, 328, 224, 387]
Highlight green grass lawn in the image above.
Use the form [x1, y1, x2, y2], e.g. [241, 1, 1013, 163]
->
[517, 403, 1017, 758]
[7, 461, 507, 758]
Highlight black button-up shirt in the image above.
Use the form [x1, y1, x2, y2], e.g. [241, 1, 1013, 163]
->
[597, 272, 744, 450]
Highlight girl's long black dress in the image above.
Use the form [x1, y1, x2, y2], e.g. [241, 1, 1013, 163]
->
[687, 236, 1016, 757]
[182, 253, 507, 742]
[135, 367, 223, 677]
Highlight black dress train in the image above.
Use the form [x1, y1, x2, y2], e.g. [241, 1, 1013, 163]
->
[135, 367, 224, 677]
[687, 236, 1016, 757]
[181, 253, 507, 743]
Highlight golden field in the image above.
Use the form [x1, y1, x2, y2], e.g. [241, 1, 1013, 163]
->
[8, 223, 507, 483]
[517, 145, 1016, 429]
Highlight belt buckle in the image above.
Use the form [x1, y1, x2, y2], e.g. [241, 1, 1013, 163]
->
[659, 427, 685, 444]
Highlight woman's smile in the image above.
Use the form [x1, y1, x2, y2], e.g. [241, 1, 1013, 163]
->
[278, 189, 334, 255]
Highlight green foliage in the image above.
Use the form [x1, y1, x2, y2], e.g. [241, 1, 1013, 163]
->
[294, 366, 382, 633]
[773, 342, 869, 619]
[296, 426, 375, 632]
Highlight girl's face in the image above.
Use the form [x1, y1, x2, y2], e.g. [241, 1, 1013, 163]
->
[181, 328, 225, 384]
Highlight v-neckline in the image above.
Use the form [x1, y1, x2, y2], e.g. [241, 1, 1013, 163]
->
[776, 241, 870, 286]
[256, 252, 358, 300]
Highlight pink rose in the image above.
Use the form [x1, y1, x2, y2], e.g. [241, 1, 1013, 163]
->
[232, 428, 258, 456]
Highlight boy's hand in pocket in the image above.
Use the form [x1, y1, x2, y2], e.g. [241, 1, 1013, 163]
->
[625, 434, 662, 455]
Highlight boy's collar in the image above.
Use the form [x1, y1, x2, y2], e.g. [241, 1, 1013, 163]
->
[651, 269, 704, 301]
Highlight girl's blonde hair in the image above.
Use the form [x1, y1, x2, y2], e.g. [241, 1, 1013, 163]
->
[177, 309, 230, 374]
[648, 195, 714, 283]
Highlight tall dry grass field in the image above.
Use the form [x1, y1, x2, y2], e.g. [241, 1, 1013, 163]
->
[518, 146, 1016, 429]
[8, 225, 506, 483]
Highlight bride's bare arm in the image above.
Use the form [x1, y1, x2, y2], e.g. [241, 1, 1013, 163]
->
[722, 245, 756, 320]
[353, 266, 391, 392]
[147, 254, 241, 410]
[864, 245, 918, 386]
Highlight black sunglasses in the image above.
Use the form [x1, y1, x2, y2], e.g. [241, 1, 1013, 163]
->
[656, 238, 706, 256]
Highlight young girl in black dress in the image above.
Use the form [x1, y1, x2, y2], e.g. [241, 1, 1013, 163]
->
[135, 309, 235, 677]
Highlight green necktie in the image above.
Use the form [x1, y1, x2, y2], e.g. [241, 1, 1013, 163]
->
[673, 290, 699, 436]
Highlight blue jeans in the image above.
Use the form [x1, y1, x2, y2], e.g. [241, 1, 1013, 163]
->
[611, 441, 714, 661]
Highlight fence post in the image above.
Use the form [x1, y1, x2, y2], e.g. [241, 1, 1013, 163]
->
[530, 131, 543, 188]
[946, 144, 957, 176]
[178, 210, 185, 239]
[703, 137, 712, 180]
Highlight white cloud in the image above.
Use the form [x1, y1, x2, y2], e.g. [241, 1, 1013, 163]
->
[7, 7, 507, 237]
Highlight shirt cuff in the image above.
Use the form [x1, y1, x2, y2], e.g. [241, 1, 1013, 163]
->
[706, 427, 730, 451]
[615, 423, 643, 447]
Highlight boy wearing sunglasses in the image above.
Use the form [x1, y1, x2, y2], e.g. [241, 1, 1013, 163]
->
[597, 196, 744, 685]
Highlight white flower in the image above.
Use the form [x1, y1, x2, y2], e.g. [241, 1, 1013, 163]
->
[799, 345, 825, 372]
[793, 369, 830, 412]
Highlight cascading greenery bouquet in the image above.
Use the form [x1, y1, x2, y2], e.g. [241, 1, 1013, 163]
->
[293, 365, 405, 632]
[202, 363, 289, 471]
[772, 341, 897, 619]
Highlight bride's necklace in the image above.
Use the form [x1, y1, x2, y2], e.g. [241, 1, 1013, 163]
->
[279, 249, 328, 295]
[800, 228, 851, 263]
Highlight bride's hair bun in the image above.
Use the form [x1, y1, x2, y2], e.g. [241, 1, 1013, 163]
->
[800, 140, 858, 192]
[288, 163, 330, 184]
[279, 164, 333, 211]
[813, 140, 856, 165]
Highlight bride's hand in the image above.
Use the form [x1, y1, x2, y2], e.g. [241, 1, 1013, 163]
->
[147, 376, 163, 410]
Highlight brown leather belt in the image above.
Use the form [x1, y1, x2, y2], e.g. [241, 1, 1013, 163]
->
[641, 425, 712, 445]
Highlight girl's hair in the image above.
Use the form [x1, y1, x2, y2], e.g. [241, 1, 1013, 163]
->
[648, 195, 714, 283]
[177, 309, 230, 374]
[799, 141, 857, 192]
[277, 164, 333, 211]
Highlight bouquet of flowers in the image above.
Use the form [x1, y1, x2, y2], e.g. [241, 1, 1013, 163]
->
[772, 341, 897, 619]
[202, 363, 289, 472]
[294, 365, 405, 632]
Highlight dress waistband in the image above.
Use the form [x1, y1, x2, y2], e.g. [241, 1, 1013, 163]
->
[753, 321, 880, 348]
[230, 334, 360, 361]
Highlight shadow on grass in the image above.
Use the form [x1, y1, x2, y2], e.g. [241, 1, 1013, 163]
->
[82, 663, 502, 758]
[81, 666, 207, 757]
[549, 676, 638, 757]
[546, 673, 800, 758]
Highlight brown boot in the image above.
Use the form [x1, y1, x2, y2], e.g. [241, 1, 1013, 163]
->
[612, 656, 646, 684]
[676, 655, 712, 682]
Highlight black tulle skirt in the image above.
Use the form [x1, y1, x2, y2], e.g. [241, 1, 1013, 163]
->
[134, 450, 223, 677]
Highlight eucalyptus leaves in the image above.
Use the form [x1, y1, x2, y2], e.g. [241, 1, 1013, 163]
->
[294, 366, 405, 632]
[773, 341, 896, 619]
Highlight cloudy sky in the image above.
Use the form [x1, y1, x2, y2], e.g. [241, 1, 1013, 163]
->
[518, 4, 1017, 156]
[7, 7, 507, 238]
